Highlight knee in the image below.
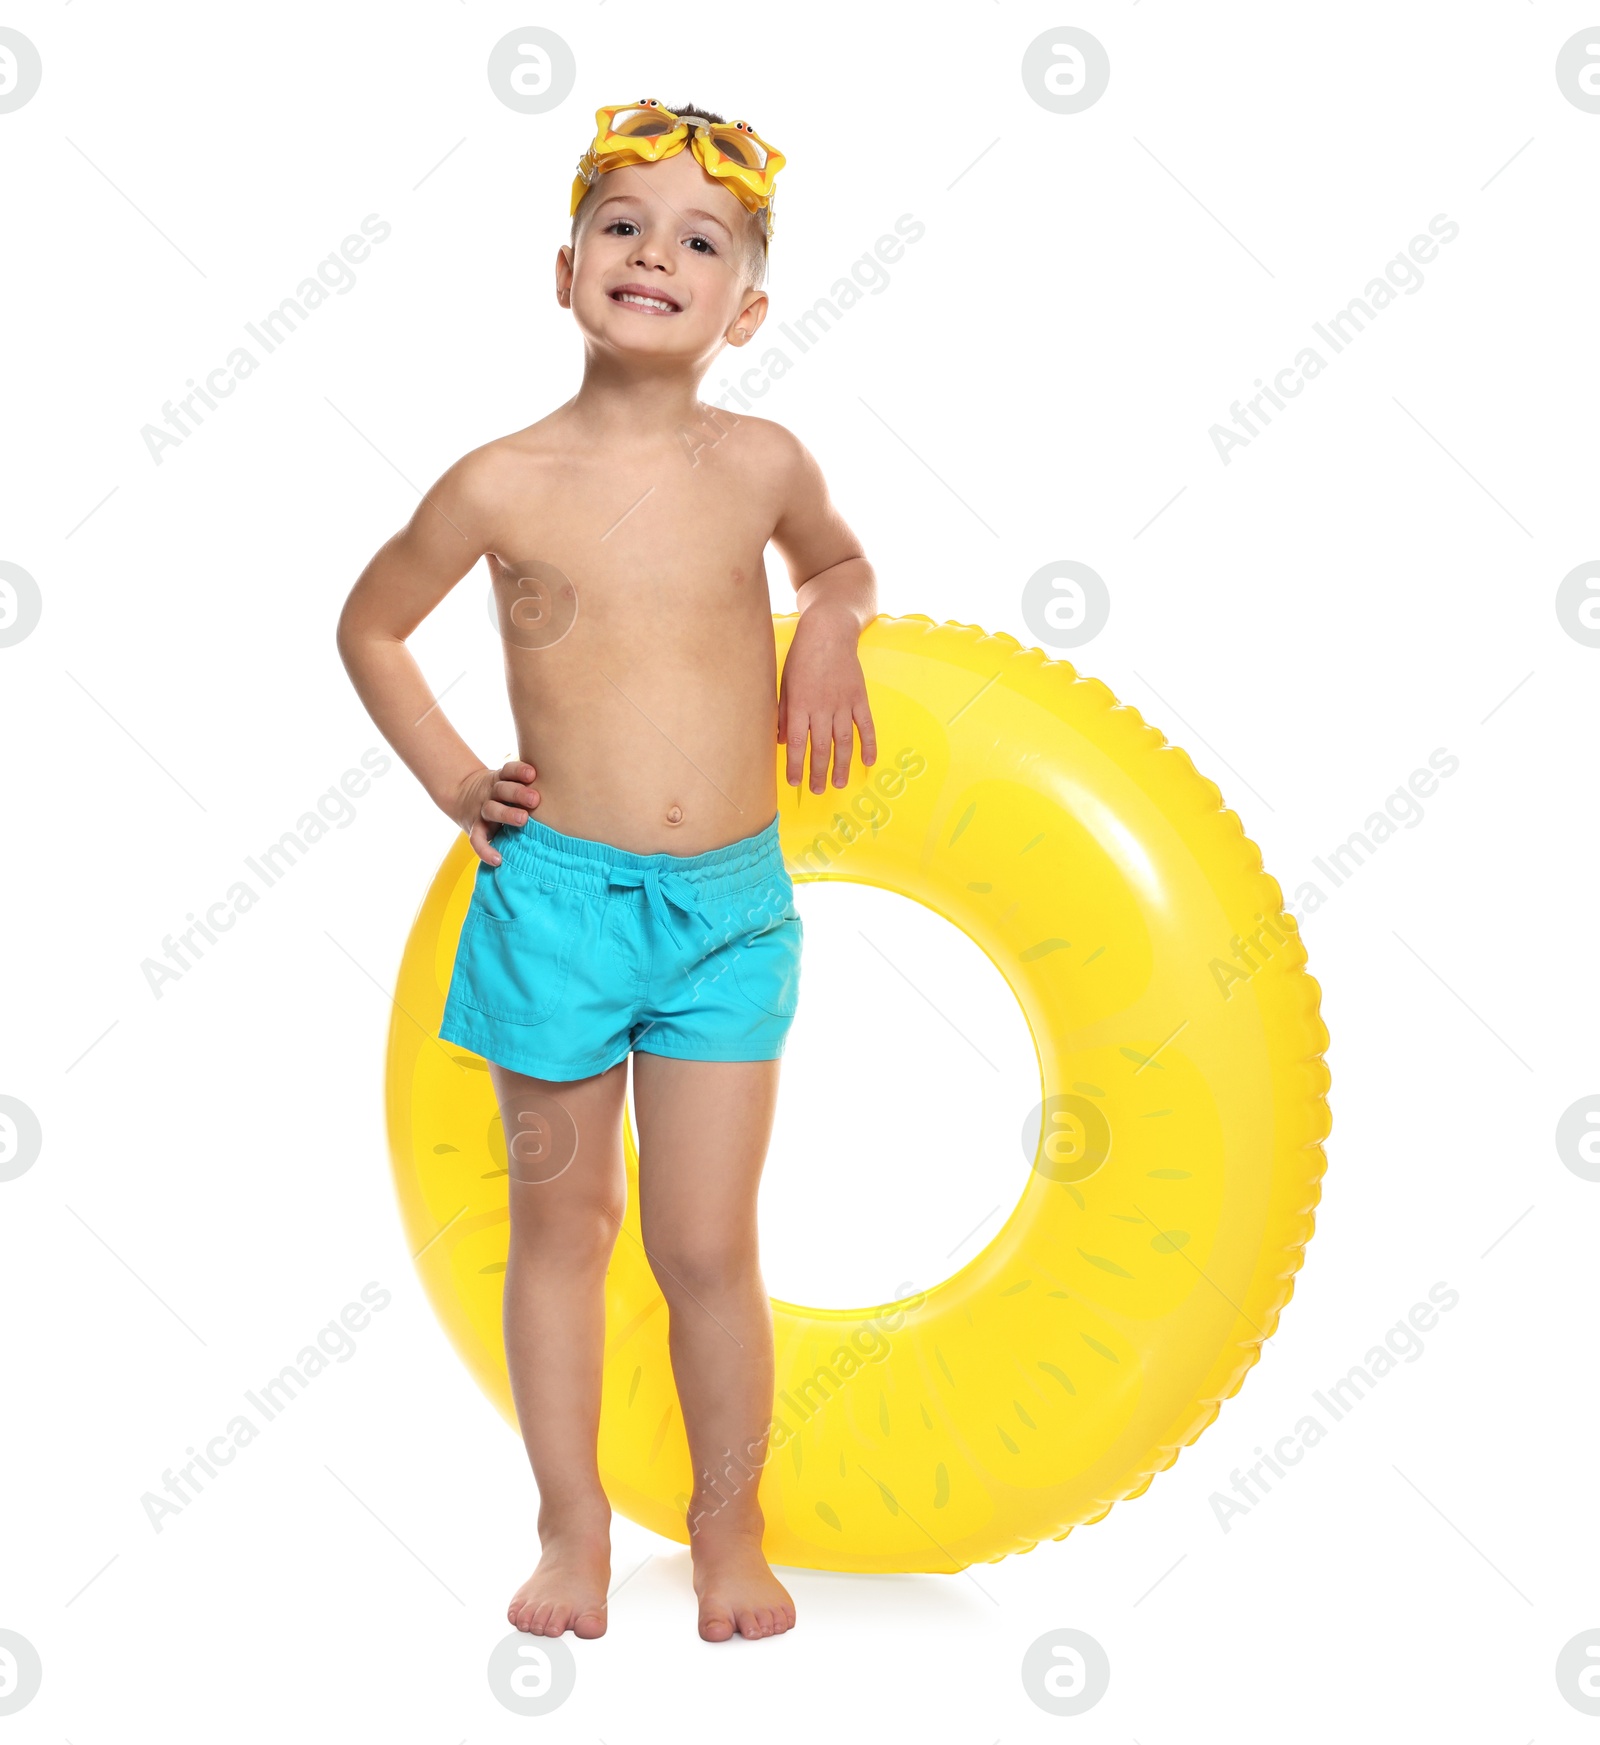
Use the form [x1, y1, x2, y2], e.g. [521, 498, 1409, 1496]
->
[510, 1197, 623, 1269]
[641, 1229, 758, 1302]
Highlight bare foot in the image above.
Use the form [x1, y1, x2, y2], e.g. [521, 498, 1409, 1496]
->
[508, 1522, 612, 1639]
[691, 1526, 796, 1642]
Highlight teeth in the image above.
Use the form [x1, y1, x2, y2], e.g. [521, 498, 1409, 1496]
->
[615, 291, 676, 312]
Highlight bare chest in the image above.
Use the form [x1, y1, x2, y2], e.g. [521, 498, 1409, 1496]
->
[486, 447, 781, 652]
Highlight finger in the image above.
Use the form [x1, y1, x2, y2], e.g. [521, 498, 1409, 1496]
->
[468, 820, 502, 866]
[500, 760, 538, 783]
[830, 708, 854, 787]
[855, 700, 878, 767]
[785, 710, 810, 787]
[482, 800, 531, 827]
[492, 779, 540, 810]
[808, 721, 830, 793]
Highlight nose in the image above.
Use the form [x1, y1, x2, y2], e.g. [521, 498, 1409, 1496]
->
[629, 216, 673, 273]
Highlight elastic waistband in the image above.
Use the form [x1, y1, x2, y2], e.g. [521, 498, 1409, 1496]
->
[493, 811, 788, 904]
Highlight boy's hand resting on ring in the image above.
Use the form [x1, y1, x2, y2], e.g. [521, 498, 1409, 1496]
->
[455, 761, 540, 865]
[779, 610, 877, 793]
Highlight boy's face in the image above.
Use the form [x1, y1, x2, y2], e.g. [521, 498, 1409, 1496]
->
[558, 149, 768, 364]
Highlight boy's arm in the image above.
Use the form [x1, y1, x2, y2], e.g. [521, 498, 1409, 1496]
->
[336, 452, 537, 865]
[769, 433, 879, 792]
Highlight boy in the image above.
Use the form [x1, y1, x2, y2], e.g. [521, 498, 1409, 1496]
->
[337, 100, 877, 1643]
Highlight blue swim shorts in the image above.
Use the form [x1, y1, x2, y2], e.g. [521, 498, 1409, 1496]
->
[437, 811, 803, 1081]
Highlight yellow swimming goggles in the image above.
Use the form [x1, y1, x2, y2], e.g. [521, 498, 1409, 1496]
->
[569, 99, 786, 240]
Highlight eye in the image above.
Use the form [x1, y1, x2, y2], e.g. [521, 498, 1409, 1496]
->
[686, 234, 718, 255]
[605, 219, 641, 236]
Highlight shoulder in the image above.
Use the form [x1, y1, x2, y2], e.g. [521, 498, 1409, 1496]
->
[717, 412, 819, 492]
[433, 420, 567, 518]
[721, 411, 804, 462]
[457, 420, 564, 488]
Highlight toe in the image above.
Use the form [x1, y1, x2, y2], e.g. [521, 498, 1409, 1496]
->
[700, 1605, 735, 1642]
[574, 1607, 607, 1639]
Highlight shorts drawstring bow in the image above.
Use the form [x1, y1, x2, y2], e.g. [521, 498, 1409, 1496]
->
[605, 862, 713, 949]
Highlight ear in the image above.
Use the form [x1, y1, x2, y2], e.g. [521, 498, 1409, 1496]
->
[727, 290, 769, 346]
[556, 243, 575, 308]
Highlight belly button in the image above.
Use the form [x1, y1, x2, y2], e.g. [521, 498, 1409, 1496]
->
[665, 804, 684, 826]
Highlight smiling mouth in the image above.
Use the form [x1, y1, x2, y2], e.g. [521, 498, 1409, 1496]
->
[609, 288, 680, 315]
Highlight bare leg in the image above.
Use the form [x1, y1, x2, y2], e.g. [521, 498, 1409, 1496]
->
[631, 1053, 796, 1642]
[493, 1058, 628, 1638]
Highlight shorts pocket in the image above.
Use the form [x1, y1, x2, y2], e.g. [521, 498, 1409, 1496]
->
[730, 898, 803, 1020]
[452, 869, 579, 1026]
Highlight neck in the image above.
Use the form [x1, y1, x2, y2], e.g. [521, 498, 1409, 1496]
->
[561, 346, 716, 449]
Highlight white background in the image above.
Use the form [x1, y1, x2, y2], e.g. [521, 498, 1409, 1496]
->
[2, 1, 1597, 1738]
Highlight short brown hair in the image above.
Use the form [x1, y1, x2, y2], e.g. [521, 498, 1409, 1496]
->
[569, 101, 769, 289]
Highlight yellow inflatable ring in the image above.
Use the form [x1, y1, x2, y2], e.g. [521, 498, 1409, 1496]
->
[386, 615, 1330, 1573]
